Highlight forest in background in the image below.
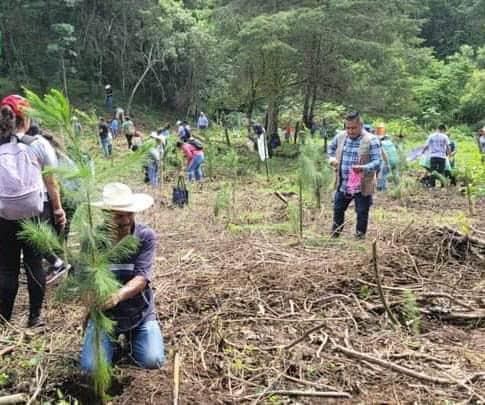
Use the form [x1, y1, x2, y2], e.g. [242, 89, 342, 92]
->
[1, 0, 485, 131]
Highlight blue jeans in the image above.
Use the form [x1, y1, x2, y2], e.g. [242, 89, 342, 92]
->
[187, 154, 204, 181]
[377, 163, 389, 191]
[147, 162, 160, 187]
[105, 95, 113, 111]
[332, 191, 373, 236]
[80, 319, 164, 372]
[101, 139, 112, 157]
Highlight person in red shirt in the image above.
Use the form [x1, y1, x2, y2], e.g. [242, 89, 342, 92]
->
[176, 140, 204, 181]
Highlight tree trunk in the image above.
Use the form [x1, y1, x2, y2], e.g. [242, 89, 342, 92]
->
[266, 98, 279, 136]
[127, 46, 158, 115]
[302, 82, 312, 128]
[61, 55, 69, 101]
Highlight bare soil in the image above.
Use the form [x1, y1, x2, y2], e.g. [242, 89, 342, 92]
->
[1, 175, 484, 405]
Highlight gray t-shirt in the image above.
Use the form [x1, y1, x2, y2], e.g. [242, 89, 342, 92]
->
[425, 132, 450, 159]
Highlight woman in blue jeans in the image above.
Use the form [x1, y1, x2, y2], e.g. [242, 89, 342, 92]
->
[177, 140, 204, 181]
[80, 183, 164, 371]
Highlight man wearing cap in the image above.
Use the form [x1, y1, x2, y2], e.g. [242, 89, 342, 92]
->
[327, 112, 381, 238]
[80, 183, 164, 371]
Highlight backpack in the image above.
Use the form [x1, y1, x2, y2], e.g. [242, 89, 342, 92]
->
[188, 138, 203, 150]
[381, 139, 398, 169]
[0, 135, 44, 220]
[182, 126, 191, 141]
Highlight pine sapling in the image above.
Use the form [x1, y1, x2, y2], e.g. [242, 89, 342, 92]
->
[403, 289, 421, 335]
[21, 88, 149, 402]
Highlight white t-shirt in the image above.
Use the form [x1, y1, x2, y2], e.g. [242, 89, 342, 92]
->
[20, 134, 59, 201]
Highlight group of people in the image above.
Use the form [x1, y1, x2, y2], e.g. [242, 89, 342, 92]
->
[98, 113, 140, 157]
[0, 94, 165, 373]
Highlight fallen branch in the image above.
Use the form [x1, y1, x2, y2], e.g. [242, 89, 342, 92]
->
[0, 346, 15, 357]
[333, 341, 459, 385]
[173, 352, 181, 405]
[265, 390, 351, 399]
[372, 241, 399, 326]
[273, 191, 288, 206]
[0, 394, 28, 404]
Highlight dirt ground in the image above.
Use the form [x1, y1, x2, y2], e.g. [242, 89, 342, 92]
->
[1, 173, 484, 404]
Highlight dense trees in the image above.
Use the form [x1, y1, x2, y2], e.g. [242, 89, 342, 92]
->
[0, 0, 483, 125]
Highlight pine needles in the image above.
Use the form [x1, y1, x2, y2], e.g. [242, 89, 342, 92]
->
[21, 89, 146, 401]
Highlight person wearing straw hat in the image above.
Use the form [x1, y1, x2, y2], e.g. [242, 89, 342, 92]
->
[80, 183, 164, 371]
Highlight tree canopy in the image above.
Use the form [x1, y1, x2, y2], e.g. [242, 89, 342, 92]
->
[0, 0, 484, 126]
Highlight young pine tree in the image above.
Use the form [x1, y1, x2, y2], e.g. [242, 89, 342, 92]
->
[20, 88, 152, 402]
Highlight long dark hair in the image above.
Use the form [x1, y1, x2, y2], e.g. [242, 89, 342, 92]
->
[0, 106, 17, 138]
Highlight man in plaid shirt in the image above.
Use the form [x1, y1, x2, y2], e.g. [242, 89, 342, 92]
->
[328, 112, 381, 238]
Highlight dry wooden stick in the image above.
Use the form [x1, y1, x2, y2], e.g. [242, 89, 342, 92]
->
[0, 394, 28, 404]
[265, 390, 352, 399]
[333, 342, 457, 385]
[0, 346, 15, 357]
[372, 241, 399, 326]
[173, 352, 181, 405]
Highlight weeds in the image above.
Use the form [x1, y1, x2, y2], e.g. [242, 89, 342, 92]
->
[403, 289, 421, 335]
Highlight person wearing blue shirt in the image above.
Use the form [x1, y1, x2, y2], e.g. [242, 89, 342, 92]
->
[197, 112, 209, 130]
[110, 117, 119, 139]
[328, 112, 381, 239]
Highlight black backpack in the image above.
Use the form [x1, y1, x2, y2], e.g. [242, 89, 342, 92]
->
[182, 126, 191, 141]
[188, 138, 203, 150]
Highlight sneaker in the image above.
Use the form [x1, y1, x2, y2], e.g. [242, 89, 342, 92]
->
[355, 232, 366, 240]
[27, 315, 45, 328]
[46, 263, 71, 285]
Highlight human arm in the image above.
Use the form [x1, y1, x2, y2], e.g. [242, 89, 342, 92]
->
[181, 143, 195, 162]
[32, 139, 66, 226]
[102, 275, 148, 309]
[44, 174, 66, 226]
[354, 137, 381, 173]
[327, 134, 339, 167]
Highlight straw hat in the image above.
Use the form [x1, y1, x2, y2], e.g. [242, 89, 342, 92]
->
[92, 183, 153, 212]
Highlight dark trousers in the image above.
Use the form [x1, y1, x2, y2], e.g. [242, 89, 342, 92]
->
[126, 134, 133, 149]
[430, 157, 446, 187]
[41, 201, 65, 266]
[0, 217, 44, 322]
[332, 191, 373, 236]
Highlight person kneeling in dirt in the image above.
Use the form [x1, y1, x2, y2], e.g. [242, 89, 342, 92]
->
[328, 111, 381, 239]
[80, 183, 164, 371]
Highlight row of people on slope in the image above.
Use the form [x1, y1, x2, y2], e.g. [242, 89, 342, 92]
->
[0, 95, 165, 371]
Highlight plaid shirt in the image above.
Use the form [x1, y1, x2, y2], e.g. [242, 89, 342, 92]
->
[328, 132, 381, 193]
